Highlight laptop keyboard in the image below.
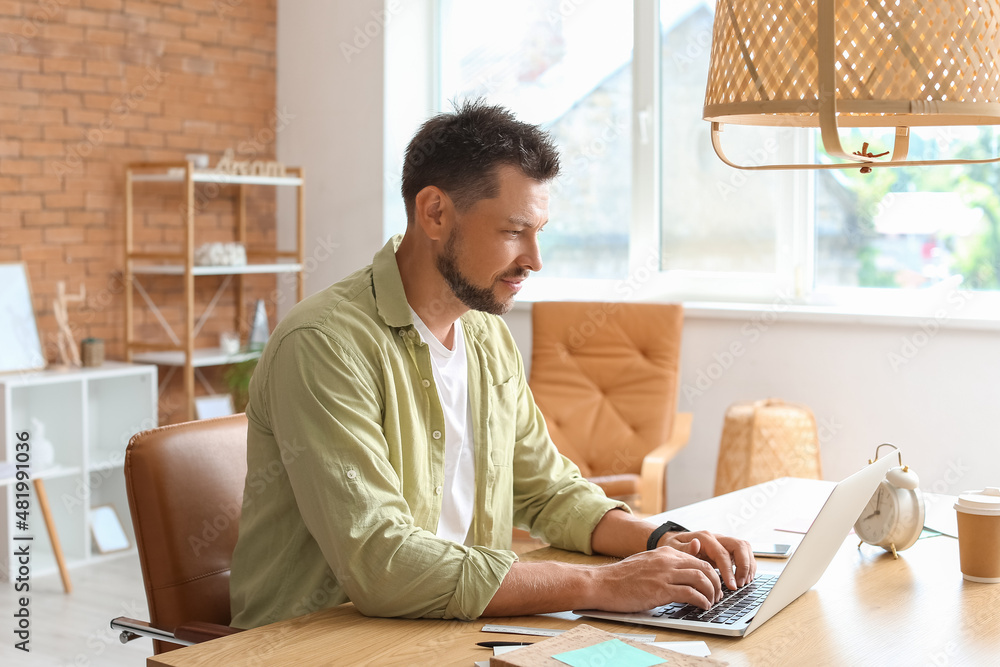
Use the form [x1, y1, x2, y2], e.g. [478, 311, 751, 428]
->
[652, 573, 778, 625]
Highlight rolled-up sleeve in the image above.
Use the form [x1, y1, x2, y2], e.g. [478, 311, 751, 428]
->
[269, 327, 515, 620]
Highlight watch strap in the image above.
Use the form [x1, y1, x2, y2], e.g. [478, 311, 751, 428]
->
[647, 520, 689, 551]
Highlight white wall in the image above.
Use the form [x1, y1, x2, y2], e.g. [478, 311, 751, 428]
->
[276, 0, 387, 313]
[277, 0, 999, 511]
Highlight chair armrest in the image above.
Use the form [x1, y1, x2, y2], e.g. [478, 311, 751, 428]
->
[174, 621, 243, 644]
[110, 617, 240, 647]
[110, 617, 190, 646]
[587, 473, 641, 499]
[639, 412, 693, 515]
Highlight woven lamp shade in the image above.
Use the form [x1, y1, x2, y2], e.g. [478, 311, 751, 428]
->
[714, 398, 822, 496]
[703, 0, 1000, 169]
[705, 0, 1000, 127]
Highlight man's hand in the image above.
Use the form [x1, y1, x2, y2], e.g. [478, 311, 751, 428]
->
[483, 510, 760, 618]
[589, 545, 724, 611]
[658, 531, 756, 591]
[589, 509, 757, 592]
[482, 544, 727, 617]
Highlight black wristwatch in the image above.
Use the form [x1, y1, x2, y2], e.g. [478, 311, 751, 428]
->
[646, 520, 690, 551]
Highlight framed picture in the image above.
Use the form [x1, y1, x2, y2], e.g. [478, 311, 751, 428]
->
[90, 505, 131, 554]
[0, 263, 46, 374]
[195, 393, 235, 420]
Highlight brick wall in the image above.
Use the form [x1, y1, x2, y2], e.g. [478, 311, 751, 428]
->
[1, 0, 280, 423]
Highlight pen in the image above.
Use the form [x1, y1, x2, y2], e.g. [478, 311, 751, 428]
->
[476, 641, 534, 648]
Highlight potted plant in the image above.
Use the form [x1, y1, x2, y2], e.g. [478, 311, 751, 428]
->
[223, 358, 258, 413]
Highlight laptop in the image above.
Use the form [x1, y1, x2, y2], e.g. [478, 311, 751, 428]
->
[575, 451, 899, 637]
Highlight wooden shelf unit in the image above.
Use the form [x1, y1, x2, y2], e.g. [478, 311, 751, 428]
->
[124, 161, 305, 421]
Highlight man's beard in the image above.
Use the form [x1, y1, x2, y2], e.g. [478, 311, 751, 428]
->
[436, 231, 525, 316]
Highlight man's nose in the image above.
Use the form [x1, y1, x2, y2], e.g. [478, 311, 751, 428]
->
[519, 235, 542, 272]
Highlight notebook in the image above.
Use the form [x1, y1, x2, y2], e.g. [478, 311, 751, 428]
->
[575, 451, 899, 637]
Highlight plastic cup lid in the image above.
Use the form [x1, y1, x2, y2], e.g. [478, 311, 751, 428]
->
[955, 487, 1000, 516]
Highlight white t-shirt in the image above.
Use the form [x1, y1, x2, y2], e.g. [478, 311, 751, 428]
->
[409, 309, 476, 545]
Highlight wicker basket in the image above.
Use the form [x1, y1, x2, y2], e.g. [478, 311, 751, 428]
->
[714, 398, 822, 496]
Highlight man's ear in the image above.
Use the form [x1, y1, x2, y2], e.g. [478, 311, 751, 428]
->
[413, 186, 453, 242]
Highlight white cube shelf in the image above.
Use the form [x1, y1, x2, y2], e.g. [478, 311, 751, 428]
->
[0, 362, 157, 582]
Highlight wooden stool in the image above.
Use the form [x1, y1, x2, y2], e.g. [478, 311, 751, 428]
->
[714, 398, 822, 496]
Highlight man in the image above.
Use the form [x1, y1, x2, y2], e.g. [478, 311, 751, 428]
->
[229, 101, 754, 629]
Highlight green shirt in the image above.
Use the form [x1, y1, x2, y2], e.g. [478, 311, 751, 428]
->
[229, 237, 625, 628]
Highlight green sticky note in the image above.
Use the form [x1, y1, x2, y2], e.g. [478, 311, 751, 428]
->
[552, 639, 667, 667]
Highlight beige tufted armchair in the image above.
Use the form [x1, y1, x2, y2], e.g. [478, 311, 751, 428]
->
[529, 302, 692, 515]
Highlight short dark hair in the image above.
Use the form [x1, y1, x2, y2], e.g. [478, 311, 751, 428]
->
[400, 100, 561, 222]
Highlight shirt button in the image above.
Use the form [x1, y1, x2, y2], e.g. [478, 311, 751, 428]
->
[421, 379, 431, 388]
[398, 330, 405, 337]
[432, 430, 442, 440]
[346, 470, 357, 480]
[435, 485, 443, 495]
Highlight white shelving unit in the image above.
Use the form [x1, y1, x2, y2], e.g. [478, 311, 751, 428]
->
[131, 347, 262, 368]
[131, 263, 302, 276]
[131, 170, 303, 187]
[0, 362, 157, 582]
[124, 161, 305, 421]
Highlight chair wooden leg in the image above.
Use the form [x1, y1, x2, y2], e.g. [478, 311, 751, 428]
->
[34, 478, 72, 594]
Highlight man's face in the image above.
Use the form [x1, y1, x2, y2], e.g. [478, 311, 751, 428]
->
[436, 166, 548, 315]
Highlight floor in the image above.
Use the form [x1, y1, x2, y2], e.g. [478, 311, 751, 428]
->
[0, 553, 152, 666]
[0, 536, 549, 666]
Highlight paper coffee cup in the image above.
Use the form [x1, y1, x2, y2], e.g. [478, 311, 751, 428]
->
[954, 487, 1000, 583]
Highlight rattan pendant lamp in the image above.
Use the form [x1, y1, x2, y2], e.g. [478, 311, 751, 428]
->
[703, 0, 1000, 171]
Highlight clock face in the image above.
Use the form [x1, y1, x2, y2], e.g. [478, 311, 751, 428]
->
[855, 482, 899, 545]
[855, 478, 926, 552]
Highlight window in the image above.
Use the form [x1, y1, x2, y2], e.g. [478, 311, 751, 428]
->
[815, 126, 1000, 292]
[439, 0, 633, 280]
[390, 0, 1000, 315]
[657, 2, 803, 287]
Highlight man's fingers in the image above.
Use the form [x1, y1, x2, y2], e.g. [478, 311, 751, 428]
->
[610, 531, 757, 613]
[672, 560, 722, 607]
[729, 538, 756, 587]
[662, 582, 714, 611]
[688, 532, 737, 590]
[683, 532, 759, 590]
[673, 536, 700, 556]
[715, 535, 757, 587]
[621, 544, 723, 607]
[669, 549, 722, 604]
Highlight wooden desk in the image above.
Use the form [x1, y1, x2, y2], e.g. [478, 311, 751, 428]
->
[148, 479, 1000, 666]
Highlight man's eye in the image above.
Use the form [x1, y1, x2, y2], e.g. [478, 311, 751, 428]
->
[507, 230, 521, 237]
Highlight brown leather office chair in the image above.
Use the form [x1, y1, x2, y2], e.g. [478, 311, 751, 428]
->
[111, 414, 248, 654]
[529, 302, 692, 514]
